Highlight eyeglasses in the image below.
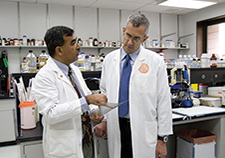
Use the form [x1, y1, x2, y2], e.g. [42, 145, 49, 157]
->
[72, 38, 78, 46]
[123, 33, 142, 43]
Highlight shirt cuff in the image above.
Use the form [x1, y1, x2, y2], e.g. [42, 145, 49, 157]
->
[80, 97, 90, 113]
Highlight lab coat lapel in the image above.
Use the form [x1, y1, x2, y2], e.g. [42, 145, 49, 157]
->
[131, 46, 146, 78]
[113, 50, 120, 83]
[47, 57, 75, 89]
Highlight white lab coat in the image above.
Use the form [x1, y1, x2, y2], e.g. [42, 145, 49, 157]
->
[32, 57, 93, 158]
[100, 46, 173, 158]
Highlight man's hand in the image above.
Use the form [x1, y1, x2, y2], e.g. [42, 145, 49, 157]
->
[156, 140, 167, 158]
[90, 110, 104, 123]
[85, 94, 108, 106]
[94, 121, 107, 138]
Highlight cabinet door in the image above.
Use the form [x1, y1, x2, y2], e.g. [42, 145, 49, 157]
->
[22, 142, 44, 158]
[0, 109, 16, 142]
[94, 135, 109, 158]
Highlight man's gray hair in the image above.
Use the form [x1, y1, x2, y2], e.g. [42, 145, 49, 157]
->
[125, 13, 150, 36]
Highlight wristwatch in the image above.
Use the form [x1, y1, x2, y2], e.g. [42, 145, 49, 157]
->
[158, 136, 168, 143]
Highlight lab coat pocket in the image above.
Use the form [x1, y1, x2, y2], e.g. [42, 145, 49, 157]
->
[145, 121, 157, 144]
[49, 129, 76, 157]
[136, 74, 156, 94]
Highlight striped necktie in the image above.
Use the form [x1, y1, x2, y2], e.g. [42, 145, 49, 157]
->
[68, 67, 92, 143]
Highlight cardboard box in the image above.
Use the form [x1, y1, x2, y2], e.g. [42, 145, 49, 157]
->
[176, 129, 216, 158]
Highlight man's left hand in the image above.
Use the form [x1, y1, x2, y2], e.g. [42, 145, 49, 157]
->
[90, 109, 104, 123]
[155, 140, 167, 158]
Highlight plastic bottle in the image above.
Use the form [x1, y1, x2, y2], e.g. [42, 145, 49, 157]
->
[161, 39, 165, 48]
[89, 37, 93, 47]
[187, 55, 193, 68]
[175, 55, 183, 68]
[183, 55, 188, 65]
[170, 59, 175, 68]
[26, 50, 37, 72]
[217, 59, 222, 67]
[192, 58, 197, 68]
[93, 38, 99, 46]
[210, 53, 217, 68]
[146, 38, 151, 48]
[38, 50, 49, 69]
[84, 55, 91, 71]
[197, 58, 201, 68]
[23, 35, 27, 46]
[75, 52, 85, 71]
[201, 53, 210, 68]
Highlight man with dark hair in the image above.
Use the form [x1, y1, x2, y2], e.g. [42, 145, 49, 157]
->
[95, 13, 173, 158]
[32, 26, 107, 158]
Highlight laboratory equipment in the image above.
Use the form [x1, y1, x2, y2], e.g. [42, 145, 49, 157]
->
[170, 64, 193, 108]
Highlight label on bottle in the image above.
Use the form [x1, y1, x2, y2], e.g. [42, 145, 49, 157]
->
[210, 60, 217, 67]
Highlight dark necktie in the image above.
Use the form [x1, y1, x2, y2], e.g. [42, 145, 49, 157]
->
[68, 67, 92, 143]
[118, 54, 132, 117]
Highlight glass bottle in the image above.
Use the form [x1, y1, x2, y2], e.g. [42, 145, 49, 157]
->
[84, 55, 91, 71]
[210, 53, 217, 68]
[93, 38, 99, 46]
[77, 38, 83, 46]
[75, 52, 85, 71]
[89, 37, 93, 47]
[26, 50, 37, 73]
[38, 50, 49, 69]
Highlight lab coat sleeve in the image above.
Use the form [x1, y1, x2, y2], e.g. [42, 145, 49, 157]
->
[32, 72, 82, 125]
[99, 59, 108, 120]
[99, 59, 107, 96]
[156, 58, 173, 135]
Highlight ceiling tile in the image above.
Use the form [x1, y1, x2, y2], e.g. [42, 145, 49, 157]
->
[89, 0, 148, 11]
[37, 0, 96, 6]
[0, 0, 224, 15]
[0, 0, 37, 3]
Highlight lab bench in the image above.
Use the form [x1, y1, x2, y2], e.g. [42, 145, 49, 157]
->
[167, 109, 225, 158]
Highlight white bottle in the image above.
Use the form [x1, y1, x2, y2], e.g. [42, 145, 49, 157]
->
[183, 55, 188, 65]
[26, 50, 37, 72]
[201, 54, 210, 68]
[75, 52, 85, 71]
[84, 55, 91, 71]
[175, 55, 183, 68]
[23, 35, 27, 46]
[146, 38, 151, 48]
[187, 55, 193, 68]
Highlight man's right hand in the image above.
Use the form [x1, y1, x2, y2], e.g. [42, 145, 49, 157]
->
[94, 121, 107, 138]
[85, 94, 108, 106]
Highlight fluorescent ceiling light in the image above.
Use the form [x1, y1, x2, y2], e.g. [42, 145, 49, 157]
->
[158, 0, 217, 9]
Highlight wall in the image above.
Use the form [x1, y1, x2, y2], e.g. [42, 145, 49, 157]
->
[179, 2, 225, 57]
[0, 1, 178, 74]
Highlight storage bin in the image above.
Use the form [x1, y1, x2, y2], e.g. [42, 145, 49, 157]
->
[199, 96, 221, 107]
[208, 86, 223, 97]
[19, 101, 36, 129]
[176, 129, 216, 158]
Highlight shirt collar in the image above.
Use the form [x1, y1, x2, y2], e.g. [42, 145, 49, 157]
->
[120, 47, 140, 62]
[52, 58, 69, 75]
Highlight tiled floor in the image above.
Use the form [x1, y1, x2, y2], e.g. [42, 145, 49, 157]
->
[0, 145, 21, 158]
